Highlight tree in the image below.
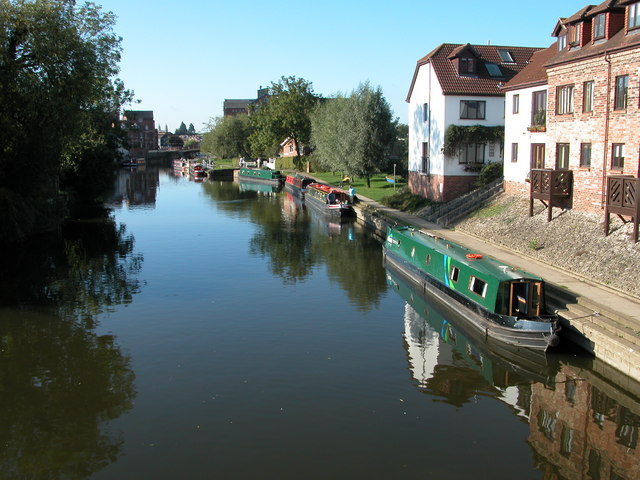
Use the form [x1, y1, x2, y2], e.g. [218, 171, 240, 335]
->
[311, 82, 396, 186]
[175, 121, 188, 135]
[188, 123, 196, 135]
[249, 76, 318, 159]
[0, 0, 131, 242]
[201, 115, 253, 159]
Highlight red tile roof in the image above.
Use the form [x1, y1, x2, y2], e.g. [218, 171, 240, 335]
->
[503, 43, 558, 91]
[406, 43, 542, 102]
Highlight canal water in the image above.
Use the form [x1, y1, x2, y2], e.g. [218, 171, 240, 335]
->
[1, 166, 639, 479]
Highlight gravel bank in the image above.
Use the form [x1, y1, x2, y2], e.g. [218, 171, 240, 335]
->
[449, 194, 640, 299]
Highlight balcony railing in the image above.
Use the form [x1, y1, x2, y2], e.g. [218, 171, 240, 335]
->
[529, 169, 573, 221]
[605, 175, 639, 243]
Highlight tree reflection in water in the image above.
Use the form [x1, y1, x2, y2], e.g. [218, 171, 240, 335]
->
[0, 209, 140, 478]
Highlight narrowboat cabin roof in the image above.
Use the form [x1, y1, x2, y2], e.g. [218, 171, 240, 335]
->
[386, 226, 543, 283]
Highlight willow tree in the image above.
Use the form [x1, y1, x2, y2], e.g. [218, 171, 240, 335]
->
[0, 0, 131, 242]
[311, 82, 396, 187]
[249, 76, 318, 160]
[201, 115, 253, 159]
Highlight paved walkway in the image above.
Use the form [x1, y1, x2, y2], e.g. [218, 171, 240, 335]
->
[355, 195, 640, 331]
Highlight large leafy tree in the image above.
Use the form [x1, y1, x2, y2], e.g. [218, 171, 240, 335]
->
[311, 82, 396, 187]
[201, 115, 252, 159]
[0, 0, 131, 242]
[249, 76, 318, 158]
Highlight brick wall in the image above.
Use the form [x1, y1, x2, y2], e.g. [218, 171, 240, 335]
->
[409, 172, 476, 202]
[546, 47, 640, 214]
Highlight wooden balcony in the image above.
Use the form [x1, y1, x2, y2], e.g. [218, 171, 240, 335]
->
[529, 169, 573, 221]
[605, 175, 639, 243]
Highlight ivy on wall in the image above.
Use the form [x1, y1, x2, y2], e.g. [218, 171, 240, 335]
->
[443, 125, 504, 157]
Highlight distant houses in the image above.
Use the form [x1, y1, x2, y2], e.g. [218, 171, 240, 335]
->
[223, 87, 269, 117]
[408, 0, 640, 233]
[122, 110, 158, 159]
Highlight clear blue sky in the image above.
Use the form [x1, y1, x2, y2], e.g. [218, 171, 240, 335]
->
[96, 0, 589, 133]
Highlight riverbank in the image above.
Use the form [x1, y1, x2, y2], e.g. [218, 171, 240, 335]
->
[350, 191, 640, 382]
[451, 194, 640, 300]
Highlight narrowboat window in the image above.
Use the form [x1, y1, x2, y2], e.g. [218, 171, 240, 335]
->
[450, 266, 460, 283]
[425, 254, 431, 265]
[470, 276, 487, 297]
[411, 247, 415, 258]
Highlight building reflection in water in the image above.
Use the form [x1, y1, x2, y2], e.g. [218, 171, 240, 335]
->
[387, 267, 640, 479]
[108, 166, 161, 209]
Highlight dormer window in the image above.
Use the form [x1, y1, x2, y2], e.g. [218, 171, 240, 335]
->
[594, 14, 605, 40]
[629, 3, 640, 31]
[570, 24, 581, 45]
[558, 33, 567, 51]
[459, 57, 475, 74]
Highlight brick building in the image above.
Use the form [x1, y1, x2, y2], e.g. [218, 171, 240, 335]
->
[122, 110, 158, 159]
[505, 0, 640, 215]
[223, 87, 269, 117]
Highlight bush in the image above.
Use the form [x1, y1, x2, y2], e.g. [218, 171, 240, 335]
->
[475, 162, 504, 188]
[380, 187, 433, 212]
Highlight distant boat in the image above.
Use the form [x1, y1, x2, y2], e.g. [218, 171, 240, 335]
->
[238, 167, 284, 185]
[383, 225, 561, 351]
[385, 176, 396, 183]
[305, 183, 354, 219]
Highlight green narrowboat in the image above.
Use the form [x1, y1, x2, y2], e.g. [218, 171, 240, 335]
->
[383, 225, 561, 351]
[385, 267, 554, 383]
[238, 167, 284, 184]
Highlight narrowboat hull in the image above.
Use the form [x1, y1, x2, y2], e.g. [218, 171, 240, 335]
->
[238, 167, 284, 185]
[383, 241, 559, 351]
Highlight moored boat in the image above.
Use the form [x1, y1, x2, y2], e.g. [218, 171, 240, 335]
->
[284, 173, 314, 198]
[189, 162, 208, 178]
[238, 167, 284, 184]
[304, 183, 354, 218]
[383, 225, 561, 351]
[385, 267, 555, 387]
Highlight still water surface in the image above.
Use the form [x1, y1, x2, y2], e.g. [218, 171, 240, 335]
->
[1, 166, 639, 479]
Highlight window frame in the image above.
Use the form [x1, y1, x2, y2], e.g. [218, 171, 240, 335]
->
[556, 85, 574, 115]
[531, 144, 546, 169]
[460, 100, 486, 120]
[511, 143, 518, 163]
[583, 80, 594, 113]
[580, 143, 592, 168]
[594, 14, 606, 40]
[423, 103, 429, 122]
[459, 57, 475, 74]
[421, 142, 429, 174]
[450, 266, 460, 283]
[558, 33, 567, 51]
[570, 23, 581, 46]
[532, 90, 547, 126]
[629, 3, 640, 31]
[611, 143, 625, 170]
[614, 75, 628, 110]
[469, 276, 488, 298]
[513, 94, 520, 114]
[459, 143, 486, 165]
[556, 143, 570, 169]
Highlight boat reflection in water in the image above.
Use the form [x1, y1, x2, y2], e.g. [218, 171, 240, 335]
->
[238, 180, 283, 196]
[385, 266, 555, 409]
[386, 265, 640, 478]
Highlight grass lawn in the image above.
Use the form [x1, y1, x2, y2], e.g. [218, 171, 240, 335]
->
[310, 172, 404, 203]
